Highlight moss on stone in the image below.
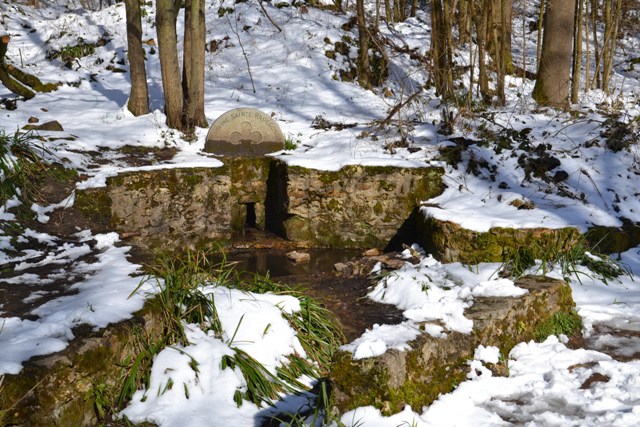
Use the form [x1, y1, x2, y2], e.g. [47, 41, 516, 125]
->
[419, 216, 582, 263]
[74, 188, 112, 225]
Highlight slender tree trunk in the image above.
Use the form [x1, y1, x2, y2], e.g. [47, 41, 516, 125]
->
[182, 0, 207, 133]
[602, 0, 621, 92]
[457, 0, 471, 45]
[356, 0, 370, 89]
[125, 0, 149, 116]
[584, 0, 591, 91]
[591, 0, 600, 89]
[501, 0, 512, 73]
[522, 0, 527, 79]
[571, 0, 584, 103]
[384, 0, 392, 22]
[431, 0, 453, 98]
[533, 0, 577, 107]
[536, 0, 545, 67]
[410, 0, 418, 18]
[156, 0, 183, 130]
[474, 0, 490, 99]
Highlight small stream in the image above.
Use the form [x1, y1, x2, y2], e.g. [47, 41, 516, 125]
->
[223, 229, 404, 341]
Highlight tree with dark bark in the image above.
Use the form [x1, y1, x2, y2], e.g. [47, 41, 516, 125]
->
[533, 0, 577, 107]
[182, 0, 207, 132]
[124, 0, 149, 116]
[156, 0, 183, 130]
[356, 0, 371, 89]
[431, 0, 454, 98]
[155, 0, 207, 135]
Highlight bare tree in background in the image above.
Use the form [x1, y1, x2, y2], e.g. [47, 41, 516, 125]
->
[156, 0, 183, 130]
[431, 0, 454, 98]
[124, 0, 149, 116]
[155, 0, 206, 135]
[533, 0, 577, 107]
[356, 0, 371, 89]
[183, 0, 207, 132]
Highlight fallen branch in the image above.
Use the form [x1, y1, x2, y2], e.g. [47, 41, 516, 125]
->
[376, 89, 423, 131]
[0, 35, 35, 99]
[0, 34, 61, 100]
[258, 0, 282, 32]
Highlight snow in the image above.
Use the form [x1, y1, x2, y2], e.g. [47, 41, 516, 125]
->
[120, 285, 318, 426]
[0, 230, 151, 374]
[0, 0, 640, 425]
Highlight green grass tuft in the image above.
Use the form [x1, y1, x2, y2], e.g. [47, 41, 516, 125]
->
[0, 129, 50, 205]
[534, 311, 583, 342]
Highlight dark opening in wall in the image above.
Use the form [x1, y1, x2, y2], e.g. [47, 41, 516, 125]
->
[384, 208, 421, 252]
[265, 159, 289, 238]
[245, 202, 257, 228]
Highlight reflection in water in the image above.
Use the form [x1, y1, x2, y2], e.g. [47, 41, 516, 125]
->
[219, 248, 405, 341]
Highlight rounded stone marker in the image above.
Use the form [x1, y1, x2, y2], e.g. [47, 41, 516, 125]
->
[204, 108, 285, 156]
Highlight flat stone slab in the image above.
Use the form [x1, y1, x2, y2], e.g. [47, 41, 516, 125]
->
[329, 275, 576, 415]
[204, 108, 285, 156]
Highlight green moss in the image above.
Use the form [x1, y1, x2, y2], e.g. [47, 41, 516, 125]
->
[329, 351, 391, 413]
[75, 188, 112, 225]
[378, 180, 394, 191]
[182, 173, 204, 188]
[326, 199, 341, 212]
[317, 170, 340, 185]
[373, 201, 383, 215]
[534, 311, 582, 342]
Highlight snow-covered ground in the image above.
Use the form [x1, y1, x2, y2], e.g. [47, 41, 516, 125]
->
[1, 0, 640, 426]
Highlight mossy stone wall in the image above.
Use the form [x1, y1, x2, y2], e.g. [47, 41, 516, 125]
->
[0, 306, 165, 426]
[417, 213, 582, 263]
[74, 159, 444, 252]
[329, 276, 576, 415]
[281, 165, 444, 248]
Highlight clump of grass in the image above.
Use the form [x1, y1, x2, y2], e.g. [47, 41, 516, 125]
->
[120, 249, 345, 414]
[284, 133, 302, 151]
[534, 311, 583, 342]
[85, 381, 113, 421]
[119, 250, 227, 407]
[129, 249, 226, 346]
[499, 236, 630, 284]
[0, 129, 50, 205]
[284, 296, 345, 375]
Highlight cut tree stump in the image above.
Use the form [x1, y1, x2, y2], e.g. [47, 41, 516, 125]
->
[1, 34, 60, 100]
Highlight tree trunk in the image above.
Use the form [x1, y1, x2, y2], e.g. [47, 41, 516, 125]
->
[473, 1, 491, 100]
[457, 0, 471, 45]
[156, 0, 183, 130]
[536, 0, 545, 67]
[384, 0, 392, 22]
[356, 0, 370, 89]
[182, 0, 207, 134]
[590, 0, 600, 89]
[431, 0, 454, 99]
[602, 0, 621, 92]
[532, 0, 577, 107]
[571, 0, 584, 103]
[125, 0, 149, 116]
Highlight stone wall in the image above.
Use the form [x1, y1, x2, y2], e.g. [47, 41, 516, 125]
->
[417, 213, 582, 263]
[74, 159, 444, 252]
[272, 164, 444, 248]
[0, 306, 165, 426]
[329, 276, 576, 415]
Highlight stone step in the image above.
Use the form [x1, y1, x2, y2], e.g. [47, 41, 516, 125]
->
[329, 275, 575, 415]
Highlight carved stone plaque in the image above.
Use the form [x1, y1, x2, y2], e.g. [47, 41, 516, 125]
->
[204, 108, 285, 156]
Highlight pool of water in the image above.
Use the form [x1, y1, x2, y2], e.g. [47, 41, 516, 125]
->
[221, 242, 405, 341]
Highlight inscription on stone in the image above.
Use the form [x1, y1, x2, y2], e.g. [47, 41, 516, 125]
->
[204, 108, 285, 156]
